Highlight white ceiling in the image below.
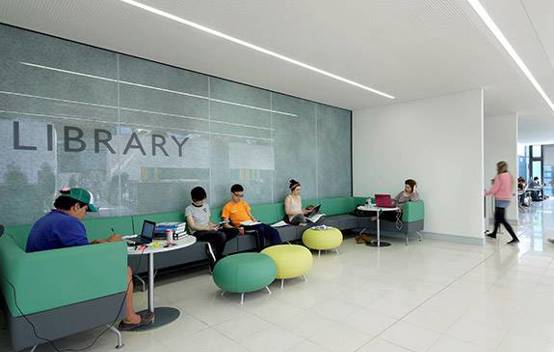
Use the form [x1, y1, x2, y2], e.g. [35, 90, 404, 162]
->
[0, 0, 553, 122]
[519, 114, 554, 145]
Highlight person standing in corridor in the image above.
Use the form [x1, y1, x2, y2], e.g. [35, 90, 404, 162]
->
[486, 161, 519, 245]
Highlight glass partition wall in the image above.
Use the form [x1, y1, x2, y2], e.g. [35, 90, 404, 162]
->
[519, 144, 553, 197]
[0, 25, 352, 226]
[543, 145, 554, 197]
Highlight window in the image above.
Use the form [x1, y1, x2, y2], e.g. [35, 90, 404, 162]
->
[532, 161, 542, 179]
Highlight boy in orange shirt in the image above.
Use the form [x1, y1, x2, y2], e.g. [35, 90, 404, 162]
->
[221, 184, 282, 250]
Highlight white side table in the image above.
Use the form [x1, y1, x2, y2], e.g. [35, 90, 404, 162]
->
[127, 235, 196, 330]
[356, 205, 399, 247]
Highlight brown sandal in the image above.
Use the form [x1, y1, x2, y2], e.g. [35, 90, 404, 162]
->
[118, 311, 154, 331]
[355, 234, 373, 244]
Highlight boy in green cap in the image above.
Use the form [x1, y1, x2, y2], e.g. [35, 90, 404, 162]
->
[26, 187, 152, 330]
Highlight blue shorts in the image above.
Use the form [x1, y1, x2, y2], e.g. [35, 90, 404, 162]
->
[495, 200, 510, 208]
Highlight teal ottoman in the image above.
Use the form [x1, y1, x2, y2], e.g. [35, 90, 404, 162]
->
[212, 253, 276, 305]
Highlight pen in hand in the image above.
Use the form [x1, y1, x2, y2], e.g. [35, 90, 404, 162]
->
[109, 227, 121, 242]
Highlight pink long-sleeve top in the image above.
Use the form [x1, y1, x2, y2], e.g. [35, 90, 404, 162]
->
[487, 172, 513, 200]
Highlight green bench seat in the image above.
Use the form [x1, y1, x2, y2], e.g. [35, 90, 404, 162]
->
[0, 230, 127, 351]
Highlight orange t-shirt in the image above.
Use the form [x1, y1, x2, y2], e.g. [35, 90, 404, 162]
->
[221, 199, 252, 227]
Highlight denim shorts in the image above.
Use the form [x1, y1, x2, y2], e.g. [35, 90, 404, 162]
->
[495, 200, 510, 208]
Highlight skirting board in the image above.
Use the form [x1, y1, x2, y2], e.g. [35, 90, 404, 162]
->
[421, 232, 484, 245]
[373, 230, 484, 245]
[487, 219, 519, 226]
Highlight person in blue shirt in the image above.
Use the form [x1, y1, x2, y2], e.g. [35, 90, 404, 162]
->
[25, 188, 152, 331]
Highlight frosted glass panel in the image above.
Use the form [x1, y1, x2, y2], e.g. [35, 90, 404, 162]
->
[0, 24, 351, 226]
[317, 105, 352, 198]
[272, 93, 317, 202]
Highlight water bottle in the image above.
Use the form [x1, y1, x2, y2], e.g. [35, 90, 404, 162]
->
[165, 229, 174, 244]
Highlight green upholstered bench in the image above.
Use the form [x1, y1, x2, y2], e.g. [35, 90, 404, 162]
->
[358, 200, 425, 244]
[0, 228, 127, 352]
[315, 197, 368, 230]
[209, 204, 299, 253]
[1, 196, 421, 284]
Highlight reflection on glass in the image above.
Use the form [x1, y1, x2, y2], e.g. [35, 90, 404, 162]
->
[542, 145, 554, 196]
[0, 24, 351, 225]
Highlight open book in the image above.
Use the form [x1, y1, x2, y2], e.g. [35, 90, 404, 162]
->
[306, 213, 325, 223]
[271, 220, 288, 228]
[240, 221, 262, 227]
[271, 213, 326, 227]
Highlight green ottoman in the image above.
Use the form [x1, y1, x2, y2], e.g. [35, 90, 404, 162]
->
[212, 253, 276, 305]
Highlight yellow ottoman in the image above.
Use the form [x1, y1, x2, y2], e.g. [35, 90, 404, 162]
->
[302, 227, 343, 257]
[261, 244, 313, 288]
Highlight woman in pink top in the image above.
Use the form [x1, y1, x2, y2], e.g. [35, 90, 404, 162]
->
[486, 161, 519, 244]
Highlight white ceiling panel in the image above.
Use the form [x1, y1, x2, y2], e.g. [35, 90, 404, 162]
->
[521, 0, 554, 68]
[519, 114, 554, 145]
[0, 0, 553, 116]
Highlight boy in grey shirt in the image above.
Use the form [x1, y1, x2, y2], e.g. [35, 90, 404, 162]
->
[185, 187, 238, 268]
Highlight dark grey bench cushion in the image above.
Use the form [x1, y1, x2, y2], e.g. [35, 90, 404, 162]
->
[324, 214, 370, 230]
[128, 214, 382, 274]
[277, 225, 299, 242]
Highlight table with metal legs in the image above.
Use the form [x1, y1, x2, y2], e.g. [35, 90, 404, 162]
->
[128, 236, 196, 330]
[356, 205, 399, 247]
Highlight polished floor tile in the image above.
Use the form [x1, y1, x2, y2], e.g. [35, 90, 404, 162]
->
[380, 321, 441, 352]
[4, 199, 554, 352]
[357, 338, 412, 352]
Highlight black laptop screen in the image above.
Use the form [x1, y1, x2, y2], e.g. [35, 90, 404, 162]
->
[141, 221, 155, 239]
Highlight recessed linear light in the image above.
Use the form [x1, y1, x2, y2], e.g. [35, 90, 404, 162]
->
[466, 0, 554, 113]
[118, 0, 395, 99]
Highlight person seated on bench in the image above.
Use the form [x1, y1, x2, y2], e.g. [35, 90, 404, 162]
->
[529, 177, 543, 201]
[284, 179, 316, 225]
[25, 187, 152, 331]
[393, 179, 420, 206]
[185, 186, 238, 267]
[518, 177, 528, 206]
[221, 184, 282, 250]
[381, 179, 420, 221]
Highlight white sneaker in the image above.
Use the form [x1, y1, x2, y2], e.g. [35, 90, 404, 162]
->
[205, 243, 216, 263]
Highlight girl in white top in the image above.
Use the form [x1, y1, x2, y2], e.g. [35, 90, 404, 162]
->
[284, 179, 314, 225]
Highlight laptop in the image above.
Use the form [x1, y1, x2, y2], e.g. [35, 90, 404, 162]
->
[126, 220, 156, 246]
[305, 204, 321, 217]
[375, 194, 395, 208]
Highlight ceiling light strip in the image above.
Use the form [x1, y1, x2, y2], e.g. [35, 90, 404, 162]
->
[467, 0, 554, 112]
[118, 0, 394, 99]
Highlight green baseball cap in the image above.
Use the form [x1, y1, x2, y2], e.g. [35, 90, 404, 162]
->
[60, 187, 98, 212]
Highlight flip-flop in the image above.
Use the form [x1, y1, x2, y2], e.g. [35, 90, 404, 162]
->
[118, 311, 154, 331]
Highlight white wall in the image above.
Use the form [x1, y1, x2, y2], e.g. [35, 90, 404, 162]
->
[353, 90, 484, 238]
[484, 114, 518, 222]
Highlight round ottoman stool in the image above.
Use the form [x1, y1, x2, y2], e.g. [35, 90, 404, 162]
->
[261, 244, 313, 289]
[302, 227, 343, 257]
[212, 253, 276, 305]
